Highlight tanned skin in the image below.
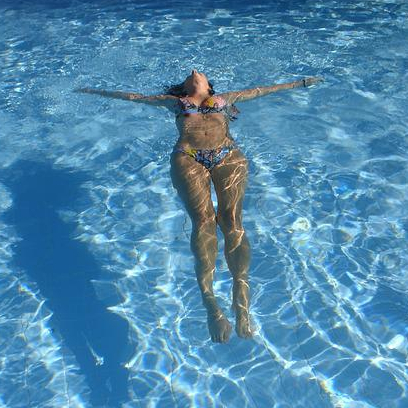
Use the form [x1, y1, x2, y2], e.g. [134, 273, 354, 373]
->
[76, 70, 322, 343]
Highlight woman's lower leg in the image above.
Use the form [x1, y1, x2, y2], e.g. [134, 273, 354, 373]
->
[220, 221, 252, 338]
[190, 217, 232, 342]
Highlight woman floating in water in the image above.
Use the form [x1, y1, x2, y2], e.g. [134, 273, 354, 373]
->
[76, 70, 322, 343]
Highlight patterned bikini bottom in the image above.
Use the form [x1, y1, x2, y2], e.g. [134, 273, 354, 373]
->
[173, 144, 236, 171]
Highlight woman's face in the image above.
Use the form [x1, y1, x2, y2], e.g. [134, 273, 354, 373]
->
[183, 69, 211, 94]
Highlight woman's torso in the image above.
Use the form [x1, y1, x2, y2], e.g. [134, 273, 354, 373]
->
[174, 95, 237, 150]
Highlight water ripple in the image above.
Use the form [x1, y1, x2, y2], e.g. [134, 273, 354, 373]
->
[1, 0, 408, 406]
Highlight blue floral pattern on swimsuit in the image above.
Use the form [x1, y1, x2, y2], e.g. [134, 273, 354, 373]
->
[173, 144, 236, 171]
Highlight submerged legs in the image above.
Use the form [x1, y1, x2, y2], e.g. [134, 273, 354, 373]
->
[170, 148, 252, 342]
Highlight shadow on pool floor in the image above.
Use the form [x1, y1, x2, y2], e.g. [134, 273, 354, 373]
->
[1, 160, 135, 407]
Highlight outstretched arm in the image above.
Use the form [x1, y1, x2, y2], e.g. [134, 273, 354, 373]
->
[219, 77, 323, 104]
[74, 88, 178, 109]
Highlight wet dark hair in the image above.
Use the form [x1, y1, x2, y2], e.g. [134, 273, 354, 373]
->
[165, 81, 215, 97]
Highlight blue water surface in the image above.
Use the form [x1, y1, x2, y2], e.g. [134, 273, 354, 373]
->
[1, 0, 408, 407]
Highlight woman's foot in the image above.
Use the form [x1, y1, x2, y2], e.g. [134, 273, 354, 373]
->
[207, 312, 232, 343]
[234, 307, 253, 339]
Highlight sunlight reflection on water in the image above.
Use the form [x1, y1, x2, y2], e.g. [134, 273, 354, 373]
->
[1, 0, 408, 407]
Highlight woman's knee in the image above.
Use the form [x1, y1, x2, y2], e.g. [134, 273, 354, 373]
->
[192, 210, 217, 230]
[216, 209, 242, 232]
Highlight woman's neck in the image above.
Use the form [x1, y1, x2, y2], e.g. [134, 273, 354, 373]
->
[186, 90, 210, 105]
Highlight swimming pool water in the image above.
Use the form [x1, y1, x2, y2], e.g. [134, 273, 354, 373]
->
[1, 0, 408, 407]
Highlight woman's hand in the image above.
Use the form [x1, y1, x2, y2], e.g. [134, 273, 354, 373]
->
[302, 77, 324, 87]
[73, 87, 94, 93]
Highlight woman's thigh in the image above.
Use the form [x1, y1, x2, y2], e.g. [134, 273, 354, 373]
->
[211, 149, 248, 225]
[170, 152, 215, 222]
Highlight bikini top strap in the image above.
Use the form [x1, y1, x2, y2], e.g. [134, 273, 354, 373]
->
[176, 97, 198, 115]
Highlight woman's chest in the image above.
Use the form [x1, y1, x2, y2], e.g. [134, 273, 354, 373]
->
[179, 112, 225, 127]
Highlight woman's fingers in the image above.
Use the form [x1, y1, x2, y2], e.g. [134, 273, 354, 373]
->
[304, 77, 324, 86]
[73, 87, 93, 93]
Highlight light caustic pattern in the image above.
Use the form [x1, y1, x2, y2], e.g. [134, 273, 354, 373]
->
[1, 0, 408, 407]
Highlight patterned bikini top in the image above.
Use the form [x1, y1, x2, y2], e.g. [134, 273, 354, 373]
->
[176, 95, 239, 121]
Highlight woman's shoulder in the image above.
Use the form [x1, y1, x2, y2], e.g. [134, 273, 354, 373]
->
[213, 93, 237, 106]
